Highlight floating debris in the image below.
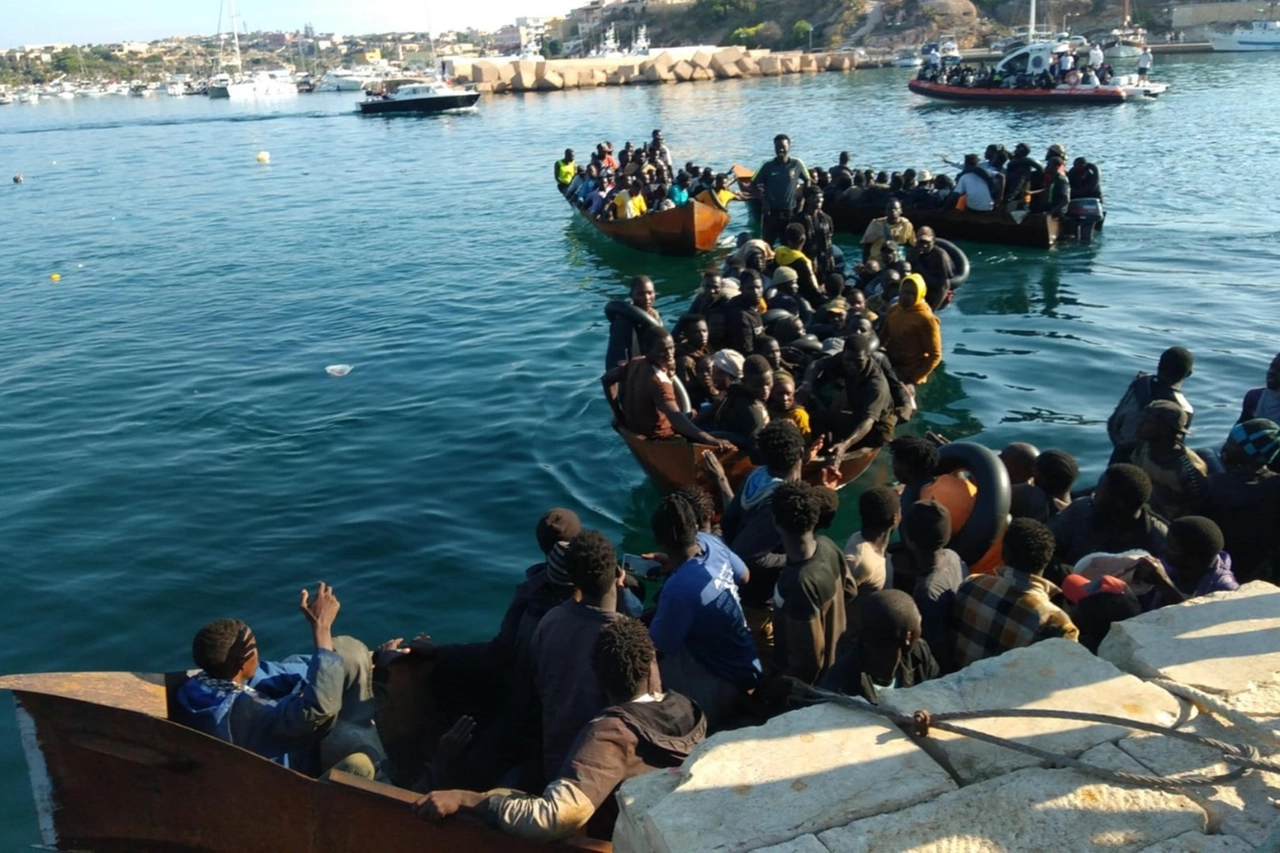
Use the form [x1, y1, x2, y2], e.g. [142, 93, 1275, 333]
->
[325, 364, 353, 377]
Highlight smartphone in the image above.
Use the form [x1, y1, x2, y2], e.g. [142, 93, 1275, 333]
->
[623, 553, 663, 578]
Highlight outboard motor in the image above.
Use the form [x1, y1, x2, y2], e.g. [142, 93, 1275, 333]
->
[1063, 198, 1105, 244]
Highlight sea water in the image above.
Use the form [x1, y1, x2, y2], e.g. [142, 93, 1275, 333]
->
[0, 54, 1275, 840]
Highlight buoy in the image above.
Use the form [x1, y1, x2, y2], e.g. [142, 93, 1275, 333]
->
[325, 364, 352, 377]
[256, 151, 271, 164]
[12, 174, 23, 184]
[49, 273, 61, 282]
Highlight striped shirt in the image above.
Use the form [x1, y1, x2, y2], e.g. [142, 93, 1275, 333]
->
[952, 567, 1079, 669]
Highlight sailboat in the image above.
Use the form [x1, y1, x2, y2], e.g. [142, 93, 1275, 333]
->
[1103, 0, 1147, 59]
[207, 0, 297, 99]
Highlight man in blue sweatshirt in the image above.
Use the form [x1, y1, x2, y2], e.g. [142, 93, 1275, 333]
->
[174, 582, 385, 778]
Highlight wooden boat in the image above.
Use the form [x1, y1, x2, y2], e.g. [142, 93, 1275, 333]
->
[829, 202, 1060, 249]
[0, 666, 609, 852]
[570, 196, 729, 256]
[614, 424, 880, 502]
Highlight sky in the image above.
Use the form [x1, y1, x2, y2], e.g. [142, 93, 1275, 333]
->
[7, 0, 572, 46]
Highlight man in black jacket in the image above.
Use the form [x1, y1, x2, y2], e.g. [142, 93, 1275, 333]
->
[820, 590, 939, 704]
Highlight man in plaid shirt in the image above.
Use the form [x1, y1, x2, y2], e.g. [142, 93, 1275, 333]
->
[953, 519, 1079, 669]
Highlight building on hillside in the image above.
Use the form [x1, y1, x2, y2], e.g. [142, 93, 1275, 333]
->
[350, 48, 382, 64]
[515, 17, 548, 50]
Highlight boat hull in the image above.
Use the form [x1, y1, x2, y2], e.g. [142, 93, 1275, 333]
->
[573, 198, 729, 256]
[908, 79, 1135, 104]
[829, 203, 1060, 249]
[0, 670, 606, 852]
[615, 425, 879, 500]
[1209, 34, 1280, 51]
[358, 93, 482, 114]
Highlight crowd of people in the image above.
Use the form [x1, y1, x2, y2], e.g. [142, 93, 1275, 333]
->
[916, 41, 1154, 90]
[555, 129, 743, 221]
[165, 132, 1277, 847]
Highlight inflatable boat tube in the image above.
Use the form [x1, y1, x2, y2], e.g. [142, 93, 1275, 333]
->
[926, 441, 1010, 566]
[935, 237, 970, 288]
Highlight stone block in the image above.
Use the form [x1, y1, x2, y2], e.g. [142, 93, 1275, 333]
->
[690, 50, 713, 69]
[617, 64, 638, 77]
[816, 767, 1207, 852]
[710, 54, 742, 79]
[649, 51, 676, 73]
[535, 61, 547, 79]
[638, 59, 655, 76]
[644, 65, 675, 83]
[799, 54, 820, 72]
[826, 55, 853, 72]
[472, 81, 493, 94]
[471, 61, 500, 83]
[780, 55, 801, 74]
[671, 60, 694, 82]
[497, 63, 515, 84]
[510, 72, 534, 91]
[559, 68, 579, 88]
[612, 703, 955, 853]
[713, 46, 744, 65]
[1115, 713, 1280, 846]
[590, 68, 608, 86]
[513, 60, 536, 80]
[535, 70, 564, 91]
[877, 639, 1185, 784]
[690, 66, 715, 81]
[491, 80, 510, 94]
[736, 56, 759, 76]
[606, 70, 629, 86]
[758, 56, 783, 76]
[1136, 832, 1255, 853]
[451, 73, 472, 85]
[1099, 581, 1280, 705]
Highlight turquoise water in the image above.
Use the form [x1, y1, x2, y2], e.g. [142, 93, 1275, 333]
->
[1, 55, 1276, 839]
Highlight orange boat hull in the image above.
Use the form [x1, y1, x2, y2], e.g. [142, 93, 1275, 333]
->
[573, 197, 729, 256]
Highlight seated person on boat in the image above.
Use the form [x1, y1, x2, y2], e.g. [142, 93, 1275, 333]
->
[907, 227, 954, 309]
[415, 616, 706, 842]
[799, 334, 896, 456]
[174, 582, 385, 778]
[602, 326, 733, 451]
[713, 354, 773, 451]
[606, 275, 661, 368]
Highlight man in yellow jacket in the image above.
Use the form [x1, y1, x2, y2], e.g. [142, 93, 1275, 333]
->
[881, 274, 942, 388]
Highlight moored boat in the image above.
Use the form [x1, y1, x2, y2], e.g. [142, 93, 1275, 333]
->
[0, 667, 608, 852]
[358, 81, 481, 115]
[908, 42, 1167, 106]
[1210, 19, 1280, 51]
[569, 196, 729, 256]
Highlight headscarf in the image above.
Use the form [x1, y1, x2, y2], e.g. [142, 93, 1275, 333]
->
[899, 274, 929, 311]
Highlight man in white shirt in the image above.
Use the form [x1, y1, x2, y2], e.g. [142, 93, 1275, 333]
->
[954, 153, 994, 212]
[1137, 48, 1153, 82]
[1089, 44, 1105, 70]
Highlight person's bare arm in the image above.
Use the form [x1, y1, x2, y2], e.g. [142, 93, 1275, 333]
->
[299, 582, 340, 652]
[660, 396, 732, 450]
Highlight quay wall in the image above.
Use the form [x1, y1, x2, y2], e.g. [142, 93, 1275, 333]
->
[1172, 2, 1266, 28]
[445, 48, 859, 95]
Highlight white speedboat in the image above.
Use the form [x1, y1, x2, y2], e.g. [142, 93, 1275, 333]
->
[1210, 19, 1280, 51]
[165, 81, 186, 96]
[17, 90, 39, 104]
[358, 80, 480, 115]
[0, 94, 12, 106]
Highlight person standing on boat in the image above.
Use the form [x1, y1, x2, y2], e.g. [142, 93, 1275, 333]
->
[906, 227, 954, 310]
[1030, 156, 1071, 218]
[1129, 401, 1208, 522]
[605, 275, 660, 369]
[1003, 143, 1043, 205]
[752, 134, 811, 245]
[650, 129, 672, 168]
[415, 617, 706, 842]
[1106, 346, 1195, 465]
[1089, 43, 1105, 71]
[1067, 157, 1103, 201]
[1137, 47, 1153, 82]
[860, 199, 916, 262]
[953, 153, 995, 212]
[880, 274, 943, 388]
[175, 582, 386, 778]
[555, 149, 576, 195]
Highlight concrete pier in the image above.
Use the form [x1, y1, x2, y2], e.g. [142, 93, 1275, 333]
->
[615, 581, 1280, 851]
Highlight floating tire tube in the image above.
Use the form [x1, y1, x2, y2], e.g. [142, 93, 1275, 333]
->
[791, 334, 825, 355]
[762, 308, 795, 328]
[604, 301, 692, 414]
[928, 441, 1011, 566]
[935, 237, 970, 288]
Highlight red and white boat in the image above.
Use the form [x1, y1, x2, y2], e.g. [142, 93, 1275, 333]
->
[909, 42, 1167, 105]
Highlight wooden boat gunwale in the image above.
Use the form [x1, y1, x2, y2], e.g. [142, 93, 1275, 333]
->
[828, 202, 1060, 249]
[568, 193, 729, 256]
[0, 669, 610, 852]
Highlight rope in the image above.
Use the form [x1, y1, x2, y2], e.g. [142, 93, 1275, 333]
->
[792, 681, 1278, 789]
[1151, 677, 1280, 749]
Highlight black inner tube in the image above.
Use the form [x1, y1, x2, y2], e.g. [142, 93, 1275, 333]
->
[935, 442, 1011, 565]
[935, 237, 970, 288]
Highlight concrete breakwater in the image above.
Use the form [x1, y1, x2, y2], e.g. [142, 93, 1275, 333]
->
[446, 47, 858, 95]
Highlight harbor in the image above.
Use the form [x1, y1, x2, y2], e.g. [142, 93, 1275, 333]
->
[2, 13, 1280, 850]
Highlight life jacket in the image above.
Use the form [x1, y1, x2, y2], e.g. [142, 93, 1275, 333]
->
[555, 159, 575, 186]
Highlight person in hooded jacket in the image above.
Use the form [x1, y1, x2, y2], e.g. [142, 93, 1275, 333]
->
[414, 617, 706, 842]
[879, 274, 942, 388]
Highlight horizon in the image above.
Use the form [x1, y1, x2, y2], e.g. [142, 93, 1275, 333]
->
[7, 0, 573, 47]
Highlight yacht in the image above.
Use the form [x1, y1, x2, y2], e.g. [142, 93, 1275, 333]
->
[1210, 19, 1280, 51]
[893, 48, 924, 67]
[318, 66, 391, 92]
[208, 0, 298, 99]
[591, 25, 624, 58]
[1102, 0, 1146, 58]
[628, 25, 652, 57]
[357, 80, 480, 115]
